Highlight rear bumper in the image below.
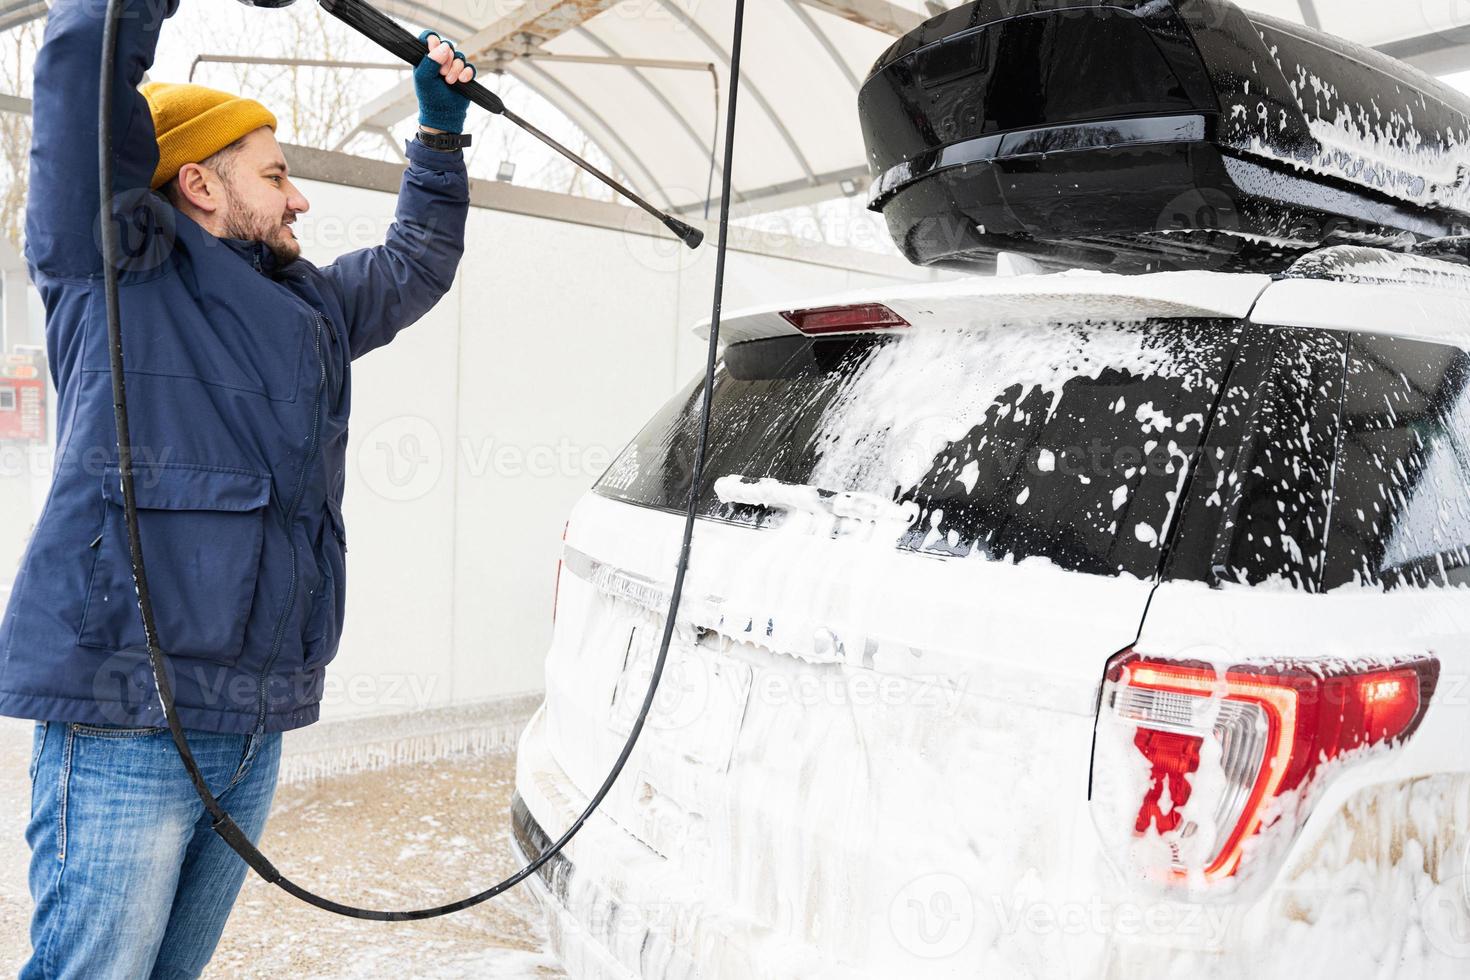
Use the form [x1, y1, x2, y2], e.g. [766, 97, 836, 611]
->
[514, 703, 886, 980]
[512, 706, 708, 980]
[511, 700, 1227, 980]
[510, 793, 640, 980]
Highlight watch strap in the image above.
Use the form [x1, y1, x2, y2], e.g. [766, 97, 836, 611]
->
[417, 130, 472, 151]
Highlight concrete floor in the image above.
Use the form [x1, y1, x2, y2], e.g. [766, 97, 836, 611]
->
[0, 717, 565, 978]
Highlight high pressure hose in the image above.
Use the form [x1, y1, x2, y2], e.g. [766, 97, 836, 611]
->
[98, 0, 746, 920]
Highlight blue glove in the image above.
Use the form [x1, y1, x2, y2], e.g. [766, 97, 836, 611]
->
[414, 30, 475, 134]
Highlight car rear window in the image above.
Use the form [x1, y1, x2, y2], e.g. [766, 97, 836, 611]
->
[1165, 328, 1470, 591]
[596, 319, 1241, 579]
[1328, 334, 1470, 589]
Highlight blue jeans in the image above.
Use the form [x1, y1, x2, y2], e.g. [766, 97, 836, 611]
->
[23, 722, 281, 980]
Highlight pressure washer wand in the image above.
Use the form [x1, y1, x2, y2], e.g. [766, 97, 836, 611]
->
[317, 0, 704, 250]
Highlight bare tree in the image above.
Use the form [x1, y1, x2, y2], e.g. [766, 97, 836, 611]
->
[177, 4, 384, 151]
[0, 3, 637, 252]
[0, 21, 39, 251]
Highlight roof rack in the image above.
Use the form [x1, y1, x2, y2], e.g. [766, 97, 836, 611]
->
[1283, 246, 1470, 294]
[859, 0, 1470, 275]
[1408, 235, 1470, 265]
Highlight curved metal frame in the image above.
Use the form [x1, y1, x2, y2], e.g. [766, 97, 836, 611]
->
[783, 0, 859, 89]
[653, 0, 817, 183]
[571, 24, 747, 212]
[378, 0, 477, 38]
[510, 59, 673, 210]
[572, 26, 718, 174]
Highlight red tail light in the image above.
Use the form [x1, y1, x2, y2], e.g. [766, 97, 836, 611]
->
[1094, 650, 1438, 886]
[779, 303, 909, 335]
[552, 522, 569, 625]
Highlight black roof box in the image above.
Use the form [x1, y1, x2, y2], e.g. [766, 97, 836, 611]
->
[859, 0, 1470, 274]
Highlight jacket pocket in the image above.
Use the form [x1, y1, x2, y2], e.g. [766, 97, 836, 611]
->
[79, 464, 272, 665]
[303, 498, 347, 670]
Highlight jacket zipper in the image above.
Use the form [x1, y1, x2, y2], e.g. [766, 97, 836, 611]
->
[255, 310, 327, 730]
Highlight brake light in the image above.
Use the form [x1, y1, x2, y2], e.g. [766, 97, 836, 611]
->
[552, 522, 569, 625]
[779, 303, 909, 335]
[1093, 651, 1438, 887]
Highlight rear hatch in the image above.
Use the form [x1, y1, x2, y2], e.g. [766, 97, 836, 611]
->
[535, 274, 1269, 972]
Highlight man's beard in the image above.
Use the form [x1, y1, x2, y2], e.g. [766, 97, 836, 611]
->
[221, 191, 300, 265]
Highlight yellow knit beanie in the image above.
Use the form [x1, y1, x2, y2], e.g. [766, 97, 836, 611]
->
[141, 82, 277, 190]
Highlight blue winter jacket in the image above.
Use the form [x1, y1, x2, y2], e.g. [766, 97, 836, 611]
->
[0, 0, 468, 733]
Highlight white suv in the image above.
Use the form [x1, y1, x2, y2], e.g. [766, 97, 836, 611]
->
[511, 247, 1470, 978]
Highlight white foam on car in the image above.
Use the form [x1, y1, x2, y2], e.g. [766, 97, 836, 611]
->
[1119, 578, 1470, 977]
[518, 264, 1470, 979]
[803, 320, 1215, 498]
[1246, 38, 1470, 217]
[1252, 247, 1470, 350]
[532, 491, 1470, 978]
[531, 492, 1157, 978]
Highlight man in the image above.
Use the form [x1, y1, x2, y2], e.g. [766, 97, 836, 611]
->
[2, 1, 476, 975]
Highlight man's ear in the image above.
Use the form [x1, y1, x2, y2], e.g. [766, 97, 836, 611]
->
[175, 163, 222, 214]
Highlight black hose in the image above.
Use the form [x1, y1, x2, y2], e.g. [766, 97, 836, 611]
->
[99, 0, 745, 920]
[98, 0, 234, 829]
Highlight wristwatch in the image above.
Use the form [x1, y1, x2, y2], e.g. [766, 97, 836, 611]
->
[416, 129, 472, 151]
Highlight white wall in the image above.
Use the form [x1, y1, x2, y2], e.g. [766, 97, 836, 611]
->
[292, 179, 926, 722]
[0, 270, 52, 611]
